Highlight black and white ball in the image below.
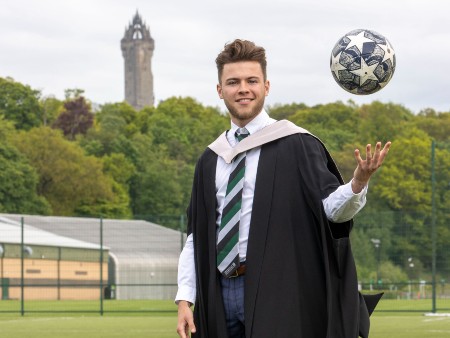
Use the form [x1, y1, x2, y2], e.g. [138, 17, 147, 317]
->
[330, 29, 396, 95]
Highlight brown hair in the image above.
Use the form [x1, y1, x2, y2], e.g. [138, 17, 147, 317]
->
[215, 39, 267, 83]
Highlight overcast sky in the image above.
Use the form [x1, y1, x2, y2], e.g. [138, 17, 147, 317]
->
[1, 0, 449, 113]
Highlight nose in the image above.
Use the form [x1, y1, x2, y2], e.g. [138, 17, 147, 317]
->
[238, 81, 250, 93]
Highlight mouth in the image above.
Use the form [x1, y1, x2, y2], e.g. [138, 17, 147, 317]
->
[236, 98, 253, 103]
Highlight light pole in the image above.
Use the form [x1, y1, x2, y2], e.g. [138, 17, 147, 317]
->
[371, 238, 381, 286]
[408, 257, 414, 299]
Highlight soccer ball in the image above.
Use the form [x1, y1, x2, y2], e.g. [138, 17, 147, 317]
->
[330, 29, 396, 95]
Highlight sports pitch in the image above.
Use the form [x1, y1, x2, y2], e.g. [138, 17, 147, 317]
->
[1, 313, 450, 338]
[1, 300, 450, 337]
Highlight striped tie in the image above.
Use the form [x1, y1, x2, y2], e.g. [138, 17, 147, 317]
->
[217, 127, 249, 277]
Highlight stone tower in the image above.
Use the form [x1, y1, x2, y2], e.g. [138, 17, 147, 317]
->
[121, 11, 155, 110]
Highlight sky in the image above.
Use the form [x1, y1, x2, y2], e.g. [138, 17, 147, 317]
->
[1, 0, 449, 114]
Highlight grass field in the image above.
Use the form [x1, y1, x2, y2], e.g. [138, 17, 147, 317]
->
[1, 300, 450, 337]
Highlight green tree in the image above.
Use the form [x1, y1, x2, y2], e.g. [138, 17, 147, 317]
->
[81, 102, 140, 158]
[0, 77, 43, 130]
[41, 95, 63, 126]
[129, 133, 191, 218]
[414, 109, 450, 142]
[267, 102, 308, 120]
[0, 120, 51, 214]
[13, 127, 115, 216]
[147, 97, 228, 163]
[357, 101, 413, 142]
[373, 128, 431, 211]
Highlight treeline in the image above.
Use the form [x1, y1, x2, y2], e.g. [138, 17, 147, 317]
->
[0, 76, 449, 282]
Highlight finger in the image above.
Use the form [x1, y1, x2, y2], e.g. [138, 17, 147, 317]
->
[177, 327, 186, 338]
[177, 323, 187, 338]
[377, 141, 392, 164]
[372, 142, 382, 163]
[366, 144, 373, 162]
[354, 148, 363, 165]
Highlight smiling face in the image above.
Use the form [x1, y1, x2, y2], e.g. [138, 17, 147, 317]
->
[217, 61, 270, 127]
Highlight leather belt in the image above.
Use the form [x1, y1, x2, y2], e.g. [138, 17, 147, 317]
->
[228, 263, 246, 278]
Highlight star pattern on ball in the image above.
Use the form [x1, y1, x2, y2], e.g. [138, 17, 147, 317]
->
[330, 52, 347, 79]
[379, 40, 395, 64]
[350, 57, 379, 86]
[345, 30, 374, 54]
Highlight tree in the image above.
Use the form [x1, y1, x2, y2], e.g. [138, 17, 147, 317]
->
[52, 96, 94, 140]
[267, 102, 308, 120]
[414, 109, 450, 142]
[373, 128, 432, 211]
[13, 127, 115, 216]
[81, 102, 140, 157]
[41, 95, 63, 126]
[0, 120, 51, 214]
[147, 97, 228, 163]
[0, 77, 43, 130]
[357, 101, 413, 142]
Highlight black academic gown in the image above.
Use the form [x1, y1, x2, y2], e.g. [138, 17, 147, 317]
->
[187, 132, 380, 338]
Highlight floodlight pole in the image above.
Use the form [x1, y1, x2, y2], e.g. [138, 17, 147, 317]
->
[100, 217, 104, 316]
[20, 217, 24, 316]
[431, 140, 437, 313]
[371, 238, 381, 286]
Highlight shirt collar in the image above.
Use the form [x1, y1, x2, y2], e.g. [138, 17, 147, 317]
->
[227, 109, 275, 145]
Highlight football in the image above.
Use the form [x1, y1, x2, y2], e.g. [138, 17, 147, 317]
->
[330, 29, 396, 95]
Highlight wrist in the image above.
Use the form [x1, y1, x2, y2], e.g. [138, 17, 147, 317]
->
[351, 177, 367, 193]
[178, 300, 193, 308]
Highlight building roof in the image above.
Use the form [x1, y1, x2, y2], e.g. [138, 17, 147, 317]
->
[0, 214, 184, 264]
[0, 216, 104, 250]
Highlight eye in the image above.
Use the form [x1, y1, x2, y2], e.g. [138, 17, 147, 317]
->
[248, 78, 259, 84]
[226, 80, 238, 86]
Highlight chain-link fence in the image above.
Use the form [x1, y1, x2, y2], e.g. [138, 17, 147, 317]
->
[0, 209, 448, 315]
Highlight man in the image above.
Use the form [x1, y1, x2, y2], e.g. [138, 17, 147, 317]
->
[176, 39, 391, 338]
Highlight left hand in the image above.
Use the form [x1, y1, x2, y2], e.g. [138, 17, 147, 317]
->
[352, 141, 391, 193]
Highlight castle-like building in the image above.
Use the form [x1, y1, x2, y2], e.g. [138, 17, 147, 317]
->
[121, 11, 155, 110]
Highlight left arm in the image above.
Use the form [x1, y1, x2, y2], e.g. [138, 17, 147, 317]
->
[323, 142, 391, 222]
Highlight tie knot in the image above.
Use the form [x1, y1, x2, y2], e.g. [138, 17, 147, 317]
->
[235, 128, 249, 142]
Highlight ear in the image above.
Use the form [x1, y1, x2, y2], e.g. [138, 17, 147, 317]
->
[217, 84, 224, 99]
[265, 80, 270, 96]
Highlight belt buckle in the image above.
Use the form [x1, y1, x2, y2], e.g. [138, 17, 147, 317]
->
[229, 269, 239, 278]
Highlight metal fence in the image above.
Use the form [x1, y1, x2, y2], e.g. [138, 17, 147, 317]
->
[0, 214, 184, 315]
[0, 209, 449, 315]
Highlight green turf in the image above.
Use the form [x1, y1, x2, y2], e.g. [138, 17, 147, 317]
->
[1, 300, 450, 337]
[370, 314, 450, 338]
[0, 315, 177, 338]
[0, 313, 450, 338]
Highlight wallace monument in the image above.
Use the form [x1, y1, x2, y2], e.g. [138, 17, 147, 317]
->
[121, 11, 155, 110]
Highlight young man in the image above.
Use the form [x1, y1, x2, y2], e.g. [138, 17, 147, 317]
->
[176, 39, 390, 338]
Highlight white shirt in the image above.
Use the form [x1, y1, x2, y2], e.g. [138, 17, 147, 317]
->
[175, 111, 368, 304]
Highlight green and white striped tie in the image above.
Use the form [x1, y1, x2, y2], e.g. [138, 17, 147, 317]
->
[217, 128, 249, 277]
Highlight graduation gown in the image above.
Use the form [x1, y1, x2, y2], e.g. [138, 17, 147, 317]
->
[187, 123, 381, 338]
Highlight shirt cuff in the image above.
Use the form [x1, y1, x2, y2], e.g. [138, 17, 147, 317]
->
[175, 285, 196, 305]
[346, 179, 369, 197]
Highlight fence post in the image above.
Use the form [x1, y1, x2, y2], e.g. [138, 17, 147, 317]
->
[100, 217, 104, 316]
[431, 140, 437, 313]
[20, 216, 24, 316]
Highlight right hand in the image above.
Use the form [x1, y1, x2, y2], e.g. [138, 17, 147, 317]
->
[177, 300, 196, 337]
